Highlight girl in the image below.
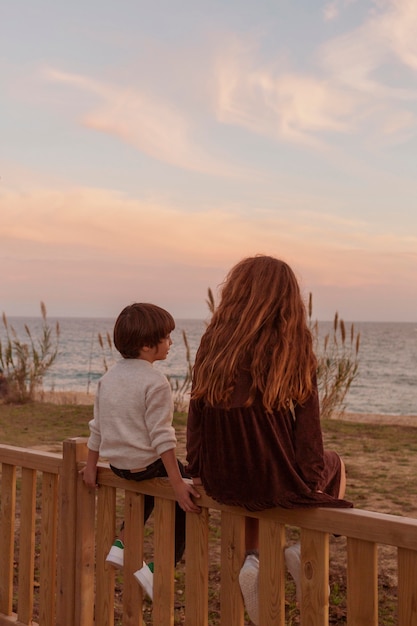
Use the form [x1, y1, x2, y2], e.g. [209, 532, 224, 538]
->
[186, 255, 352, 624]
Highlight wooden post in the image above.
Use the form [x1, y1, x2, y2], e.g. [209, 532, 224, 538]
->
[153, 496, 176, 625]
[39, 471, 59, 626]
[96, 484, 117, 626]
[398, 547, 417, 625]
[0, 463, 16, 615]
[347, 538, 378, 626]
[299, 529, 329, 626]
[56, 438, 88, 626]
[185, 506, 209, 626]
[75, 461, 97, 625]
[17, 467, 36, 624]
[123, 489, 145, 626]
[220, 511, 245, 626]
[259, 518, 286, 626]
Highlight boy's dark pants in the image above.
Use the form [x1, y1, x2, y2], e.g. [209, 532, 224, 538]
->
[110, 457, 187, 564]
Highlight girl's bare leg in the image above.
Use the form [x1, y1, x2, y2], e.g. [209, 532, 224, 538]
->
[339, 458, 347, 499]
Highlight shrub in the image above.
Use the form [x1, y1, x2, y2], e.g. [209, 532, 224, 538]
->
[166, 330, 193, 412]
[308, 293, 360, 419]
[0, 302, 60, 403]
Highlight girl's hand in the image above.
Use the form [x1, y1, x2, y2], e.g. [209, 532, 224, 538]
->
[172, 479, 201, 513]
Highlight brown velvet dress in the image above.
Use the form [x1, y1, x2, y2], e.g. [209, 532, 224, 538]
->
[186, 367, 352, 511]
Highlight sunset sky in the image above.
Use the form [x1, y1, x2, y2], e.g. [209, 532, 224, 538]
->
[1, 0, 416, 322]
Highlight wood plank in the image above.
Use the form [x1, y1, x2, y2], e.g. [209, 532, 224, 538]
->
[122, 490, 144, 626]
[153, 497, 176, 625]
[56, 438, 88, 626]
[96, 485, 116, 626]
[398, 547, 417, 624]
[220, 512, 245, 626]
[299, 529, 329, 626]
[259, 519, 285, 626]
[185, 508, 209, 626]
[347, 538, 378, 626]
[17, 467, 36, 624]
[97, 467, 417, 551]
[39, 472, 59, 626]
[260, 505, 417, 551]
[74, 470, 96, 626]
[0, 445, 61, 474]
[0, 464, 16, 615]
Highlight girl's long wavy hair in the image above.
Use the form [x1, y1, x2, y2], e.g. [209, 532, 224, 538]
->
[191, 255, 316, 412]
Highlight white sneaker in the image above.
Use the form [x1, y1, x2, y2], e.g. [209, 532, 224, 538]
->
[134, 562, 154, 600]
[285, 543, 301, 602]
[106, 539, 124, 569]
[238, 554, 259, 625]
[285, 543, 331, 603]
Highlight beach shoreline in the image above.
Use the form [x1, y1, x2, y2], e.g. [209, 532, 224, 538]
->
[35, 390, 417, 425]
[335, 411, 417, 426]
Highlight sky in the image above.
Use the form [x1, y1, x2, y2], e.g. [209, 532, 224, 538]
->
[1, 0, 417, 322]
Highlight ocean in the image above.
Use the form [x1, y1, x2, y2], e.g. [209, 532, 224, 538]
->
[1, 317, 416, 417]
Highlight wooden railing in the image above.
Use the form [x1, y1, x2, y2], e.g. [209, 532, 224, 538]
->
[1, 437, 417, 625]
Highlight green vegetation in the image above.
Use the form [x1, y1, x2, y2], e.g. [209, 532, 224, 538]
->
[0, 303, 60, 403]
[308, 293, 360, 419]
[0, 401, 90, 447]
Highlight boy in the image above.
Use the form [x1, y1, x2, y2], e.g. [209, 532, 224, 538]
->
[81, 302, 200, 599]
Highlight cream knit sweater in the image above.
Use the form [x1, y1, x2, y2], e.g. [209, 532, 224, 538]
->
[87, 358, 176, 469]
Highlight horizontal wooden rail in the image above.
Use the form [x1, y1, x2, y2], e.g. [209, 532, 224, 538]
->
[0, 444, 61, 474]
[96, 462, 417, 549]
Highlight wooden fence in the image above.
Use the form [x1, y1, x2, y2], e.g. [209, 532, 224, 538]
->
[1, 437, 417, 625]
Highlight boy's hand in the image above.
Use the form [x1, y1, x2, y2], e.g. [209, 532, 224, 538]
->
[79, 464, 98, 489]
[79, 449, 100, 489]
[172, 479, 201, 513]
[160, 449, 201, 512]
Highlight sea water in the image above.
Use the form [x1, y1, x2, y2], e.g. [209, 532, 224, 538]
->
[1, 317, 416, 417]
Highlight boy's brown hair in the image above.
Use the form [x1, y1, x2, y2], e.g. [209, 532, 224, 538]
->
[113, 303, 175, 359]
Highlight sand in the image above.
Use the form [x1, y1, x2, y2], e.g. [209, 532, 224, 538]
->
[336, 411, 417, 427]
[35, 390, 95, 405]
[36, 390, 417, 426]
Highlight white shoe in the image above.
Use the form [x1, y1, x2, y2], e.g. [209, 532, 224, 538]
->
[106, 540, 124, 569]
[285, 543, 301, 602]
[134, 562, 154, 600]
[238, 554, 259, 625]
[285, 543, 330, 603]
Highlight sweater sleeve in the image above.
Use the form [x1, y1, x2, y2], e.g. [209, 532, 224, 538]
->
[145, 380, 177, 456]
[87, 383, 102, 452]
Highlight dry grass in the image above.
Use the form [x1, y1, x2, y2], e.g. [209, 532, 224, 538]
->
[1, 399, 417, 624]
